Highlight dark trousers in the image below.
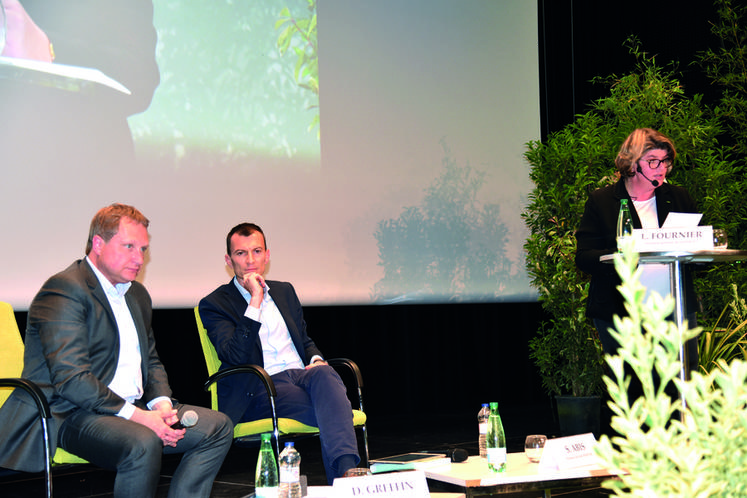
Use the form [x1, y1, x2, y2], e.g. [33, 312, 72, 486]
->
[240, 365, 360, 483]
[594, 314, 699, 370]
[58, 404, 233, 498]
[594, 314, 699, 414]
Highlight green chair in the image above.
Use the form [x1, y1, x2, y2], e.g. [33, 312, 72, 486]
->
[194, 306, 369, 465]
[0, 301, 87, 498]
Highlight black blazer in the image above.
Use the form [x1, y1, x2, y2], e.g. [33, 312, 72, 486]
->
[575, 180, 699, 321]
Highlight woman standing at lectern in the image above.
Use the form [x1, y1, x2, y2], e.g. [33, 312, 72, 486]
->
[575, 128, 699, 368]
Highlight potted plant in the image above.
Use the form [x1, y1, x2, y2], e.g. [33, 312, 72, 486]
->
[522, 114, 611, 435]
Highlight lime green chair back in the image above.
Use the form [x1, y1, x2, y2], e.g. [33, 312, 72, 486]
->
[194, 307, 223, 410]
[0, 302, 24, 407]
[0, 302, 87, 467]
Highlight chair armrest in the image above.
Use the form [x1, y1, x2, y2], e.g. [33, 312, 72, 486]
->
[203, 364, 283, 456]
[0, 377, 54, 497]
[327, 358, 366, 414]
[203, 364, 277, 398]
[0, 378, 52, 419]
[327, 358, 364, 389]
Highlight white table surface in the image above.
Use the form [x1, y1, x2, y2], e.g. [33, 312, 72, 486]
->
[424, 453, 616, 488]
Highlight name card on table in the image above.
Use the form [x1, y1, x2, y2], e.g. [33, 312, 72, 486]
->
[538, 433, 598, 472]
[632, 226, 713, 253]
[332, 470, 429, 497]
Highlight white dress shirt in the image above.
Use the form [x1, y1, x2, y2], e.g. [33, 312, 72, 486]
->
[233, 277, 315, 375]
[86, 257, 170, 419]
[632, 197, 671, 303]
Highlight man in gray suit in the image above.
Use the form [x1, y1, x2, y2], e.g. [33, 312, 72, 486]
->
[0, 204, 233, 498]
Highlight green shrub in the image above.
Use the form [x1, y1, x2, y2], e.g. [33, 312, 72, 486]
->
[596, 239, 747, 497]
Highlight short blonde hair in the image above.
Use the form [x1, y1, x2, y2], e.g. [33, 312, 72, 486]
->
[86, 204, 149, 254]
[615, 128, 676, 177]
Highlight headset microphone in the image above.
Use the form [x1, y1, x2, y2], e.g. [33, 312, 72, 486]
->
[636, 165, 659, 187]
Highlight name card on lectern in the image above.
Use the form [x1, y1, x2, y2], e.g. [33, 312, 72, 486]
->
[538, 433, 598, 472]
[332, 470, 429, 497]
[632, 226, 713, 252]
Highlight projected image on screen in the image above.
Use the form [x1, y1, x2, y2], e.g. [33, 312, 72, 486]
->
[1, 0, 539, 309]
[132, 1, 320, 166]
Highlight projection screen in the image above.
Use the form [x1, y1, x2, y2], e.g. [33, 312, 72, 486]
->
[0, 0, 539, 309]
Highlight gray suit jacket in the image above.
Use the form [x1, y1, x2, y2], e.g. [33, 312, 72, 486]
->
[0, 259, 171, 472]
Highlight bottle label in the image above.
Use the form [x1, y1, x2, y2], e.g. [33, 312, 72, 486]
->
[487, 447, 507, 472]
[479, 422, 487, 434]
[255, 486, 279, 498]
[279, 467, 300, 483]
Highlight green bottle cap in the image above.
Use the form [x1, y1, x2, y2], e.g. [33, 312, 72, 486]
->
[490, 401, 498, 410]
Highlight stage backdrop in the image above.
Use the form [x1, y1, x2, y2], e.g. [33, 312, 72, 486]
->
[1, 0, 540, 309]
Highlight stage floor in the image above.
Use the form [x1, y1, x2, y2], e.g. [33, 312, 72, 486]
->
[0, 406, 612, 497]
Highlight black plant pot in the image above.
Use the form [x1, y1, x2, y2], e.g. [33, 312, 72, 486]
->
[555, 395, 601, 438]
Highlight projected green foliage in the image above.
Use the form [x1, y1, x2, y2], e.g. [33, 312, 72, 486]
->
[277, 0, 319, 138]
[372, 141, 515, 303]
[130, 0, 319, 162]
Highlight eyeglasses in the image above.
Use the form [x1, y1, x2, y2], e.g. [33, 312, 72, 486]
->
[639, 158, 672, 169]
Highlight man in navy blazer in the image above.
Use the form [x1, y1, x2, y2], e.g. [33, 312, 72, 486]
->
[0, 204, 233, 498]
[199, 222, 360, 483]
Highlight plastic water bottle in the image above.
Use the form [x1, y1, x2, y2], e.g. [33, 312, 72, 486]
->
[486, 401, 506, 472]
[477, 403, 490, 458]
[255, 433, 278, 498]
[616, 198, 633, 245]
[278, 442, 301, 498]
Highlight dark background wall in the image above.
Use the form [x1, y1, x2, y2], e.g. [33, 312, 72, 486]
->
[15, 302, 552, 433]
[12, 0, 725, 437]
[539, 0, 721, 140]
[153, 302, 550, 423]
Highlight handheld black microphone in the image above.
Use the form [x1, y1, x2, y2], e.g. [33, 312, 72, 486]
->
[171, 410, 198, 429]
[636, 165, 659, 187]
[422, 448, 469, 462]
[444, 448, 469, 463]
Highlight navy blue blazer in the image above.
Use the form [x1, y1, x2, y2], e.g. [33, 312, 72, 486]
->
[198, 280, 323, 424]
[575, 180, 699, 321]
